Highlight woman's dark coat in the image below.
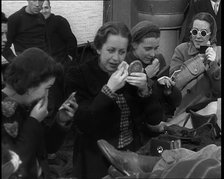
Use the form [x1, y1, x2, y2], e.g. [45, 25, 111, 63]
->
[65, 56, 159, 179]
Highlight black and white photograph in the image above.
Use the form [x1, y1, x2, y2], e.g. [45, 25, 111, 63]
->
[1, 0, 221, 178]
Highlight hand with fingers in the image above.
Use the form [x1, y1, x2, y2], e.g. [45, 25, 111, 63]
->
[158, 76, 175, 95]
[157, 76, 175, 88]
[126, 72, 147, 90]
[107, 66, 128, 93]
[58, 92, 78, 127]
[205, 47, 216, 62]
[145, 58, 160, 78]
[30, 91, 49, 122]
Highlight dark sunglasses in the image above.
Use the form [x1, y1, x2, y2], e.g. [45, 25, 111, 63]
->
[190, 29, 211, 37]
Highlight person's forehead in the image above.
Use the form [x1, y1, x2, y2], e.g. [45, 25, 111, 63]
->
[104, 34, 128, 46]
[42, 0, 50, 6]
[193, 20, 210, 29]
[141, 37, 160, 46]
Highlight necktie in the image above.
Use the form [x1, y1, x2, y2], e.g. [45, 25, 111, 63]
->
[214, 3, 219, 15]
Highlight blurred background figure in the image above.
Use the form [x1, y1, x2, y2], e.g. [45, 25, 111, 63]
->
[1, 12, 9, 87]
[41, 0, 78, 67]
[2, 0, 46, 62]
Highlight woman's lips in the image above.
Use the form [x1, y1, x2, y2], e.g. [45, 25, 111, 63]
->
[110, 63, 119, 68]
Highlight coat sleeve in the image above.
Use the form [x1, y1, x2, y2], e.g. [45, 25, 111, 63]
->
[169, 45, 187, 75]
[74, 91, 119, 135]
[64, 65, 119, 135]
[57, 16, 78, 60]
[206, 61, 221, 98]
[43, 115, 69, 154]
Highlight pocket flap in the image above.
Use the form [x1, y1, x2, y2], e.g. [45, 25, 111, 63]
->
[184, 56, 205, 76]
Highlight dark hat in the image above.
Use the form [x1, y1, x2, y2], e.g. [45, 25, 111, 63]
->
[131, 20, 160, 43]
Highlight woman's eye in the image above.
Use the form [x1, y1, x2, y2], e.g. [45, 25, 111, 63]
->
[119, 51, 126, 55]
[108, 49, 115, 53]
[144, 47, 152, 51]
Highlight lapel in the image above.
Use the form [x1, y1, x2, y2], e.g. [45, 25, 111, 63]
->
[187, 42, 199, 56]
[207, 0, 221, 16]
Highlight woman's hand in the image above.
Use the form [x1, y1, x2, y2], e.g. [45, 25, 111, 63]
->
[145, 58, 160, 78]
[30, 92, 49, 122]
[107, 67, 128, 93]
[58, 92, 78, 126]
[157, 76, 175, 88]
[205, 47, 216, 62]
[126, 72, 147, 90]
[9, 150, 22, 172]
[127, 72, 150, 96]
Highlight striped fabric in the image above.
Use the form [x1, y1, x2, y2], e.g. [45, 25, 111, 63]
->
[116, 94, 133, 148]
[101, 85, 133, 149]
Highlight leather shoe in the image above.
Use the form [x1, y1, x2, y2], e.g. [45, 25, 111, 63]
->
[108, 166, 151, 179]
[97, 139, 160, 176]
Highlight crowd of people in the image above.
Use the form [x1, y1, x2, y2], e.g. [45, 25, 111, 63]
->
[1, 0, 221, 179]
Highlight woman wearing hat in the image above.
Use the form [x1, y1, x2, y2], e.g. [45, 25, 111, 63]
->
[125, 21, 182, 142]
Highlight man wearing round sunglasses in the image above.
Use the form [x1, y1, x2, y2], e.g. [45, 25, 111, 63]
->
[169, 12, 221, 118]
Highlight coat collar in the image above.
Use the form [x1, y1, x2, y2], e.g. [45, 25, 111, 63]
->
[187, 41, 200, 56]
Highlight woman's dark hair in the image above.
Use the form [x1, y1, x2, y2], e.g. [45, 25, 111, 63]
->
[189, 12, 217, 44]
[94, 21, 132, 51]
[45, 0, 51, 6]
[2, 12, 8, 23]
[131, 21, 160, 44]
[5, 47, 63, 95]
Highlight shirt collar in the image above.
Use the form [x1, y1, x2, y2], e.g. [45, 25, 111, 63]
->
[210, 0, 220, 9]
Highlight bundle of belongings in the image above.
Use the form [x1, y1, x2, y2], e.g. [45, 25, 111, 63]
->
[98, 99, 221, 178]
[98, 140, 221, 179]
